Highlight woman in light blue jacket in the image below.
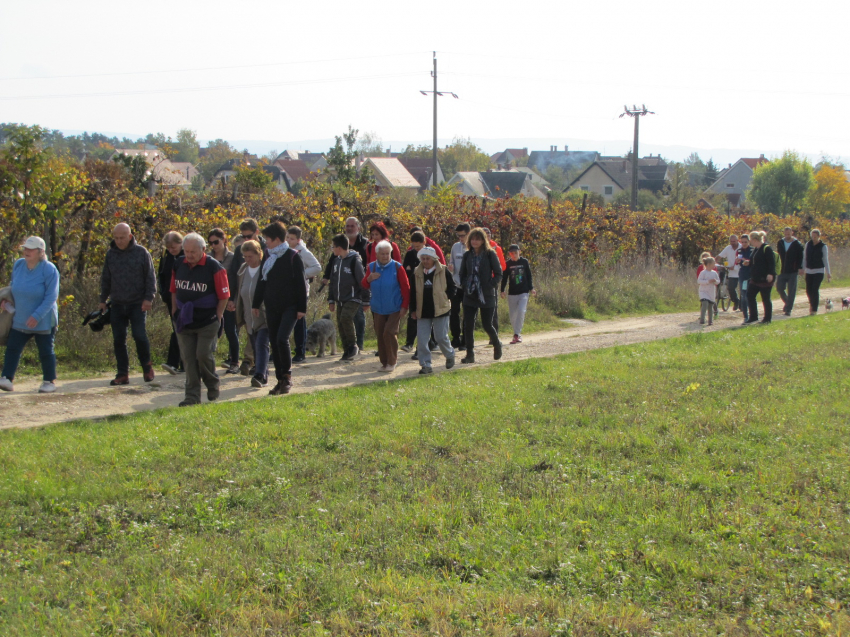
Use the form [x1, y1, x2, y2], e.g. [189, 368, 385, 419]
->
[0, 237, 60, 393]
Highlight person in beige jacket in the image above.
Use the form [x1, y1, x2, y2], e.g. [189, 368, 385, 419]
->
[234, 240, 269, 388]
[408, 246, 456, 374]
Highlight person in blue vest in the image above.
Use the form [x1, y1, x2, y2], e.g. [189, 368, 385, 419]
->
[0, 236, 60, 393]
[361, 240, 409, 372]
[802, 229, 831, 314]
[170, 232, 230, 407]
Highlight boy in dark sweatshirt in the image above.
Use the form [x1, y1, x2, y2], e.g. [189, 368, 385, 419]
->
[500, 244, 535, 344]
[328, 234, 370, 360]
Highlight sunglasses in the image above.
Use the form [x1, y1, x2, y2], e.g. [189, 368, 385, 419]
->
[241, 233, 254, 239]
[209, 240, 221, 245]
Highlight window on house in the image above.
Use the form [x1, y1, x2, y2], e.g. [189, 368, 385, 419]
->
[580, 185, 589, 191]
[726, 183, 735, 188]
[603, 185, 614, 195]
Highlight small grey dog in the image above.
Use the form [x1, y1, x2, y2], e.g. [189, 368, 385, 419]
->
[305, 313, 337, 357]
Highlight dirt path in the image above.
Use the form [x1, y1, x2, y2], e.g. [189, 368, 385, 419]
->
[3, 287, 849, 430]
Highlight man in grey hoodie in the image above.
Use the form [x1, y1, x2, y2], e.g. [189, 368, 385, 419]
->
[327, 234, 370, 361]
[286, 225, 323, 363]
[99, 223, 157, 386]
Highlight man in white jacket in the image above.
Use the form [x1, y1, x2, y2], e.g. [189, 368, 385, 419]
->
[717, 234, 742, 311]
[286, 226, 323, 363]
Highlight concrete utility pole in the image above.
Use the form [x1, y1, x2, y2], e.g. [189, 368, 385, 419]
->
[619, 104, 654, 210]
[420, 52, 457, 190]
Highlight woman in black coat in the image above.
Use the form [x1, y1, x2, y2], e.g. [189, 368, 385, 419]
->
[745, 230, 776, 324]
[458, 227, 503, 363]
[252, 222, 307, 396]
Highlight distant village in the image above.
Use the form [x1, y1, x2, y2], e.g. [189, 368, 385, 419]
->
[111, 143, 771, 211]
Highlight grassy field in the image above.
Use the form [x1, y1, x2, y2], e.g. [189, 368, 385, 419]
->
[2, 313, 850, 635]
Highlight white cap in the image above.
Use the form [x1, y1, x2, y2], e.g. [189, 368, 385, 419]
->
[21, 236, 46, 250]
[417, 246, 438, 261]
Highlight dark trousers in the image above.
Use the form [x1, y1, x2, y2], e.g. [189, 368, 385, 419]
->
[449, 287, 465, 346]
[167, 317, 182, 369]
[776, 273, 798, 313]
[2, 328, 56, 382]
[373, 311, 402, 367]
[463, 305, 499, 351]
[337, 301, 360, 351]
[727, 276, 740, 309]
[222, 309, 240, 364]
[805, 273, 825, 312]
[353, 305, 365, 352]
[248, 328, 270, 381]
[405, 315, 418, 347]
[747, 284, 773, 322]
[293, 316, 307, 357]
[267, 307, 298, 381]
[110, 302, 151, 374]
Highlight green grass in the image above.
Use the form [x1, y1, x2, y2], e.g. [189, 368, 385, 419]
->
[2, 314, 850, 635]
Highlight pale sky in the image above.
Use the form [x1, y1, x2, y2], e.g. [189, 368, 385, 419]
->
[1, 0, 847, 164]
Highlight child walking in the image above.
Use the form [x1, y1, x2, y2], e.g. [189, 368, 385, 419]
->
[500, 244, 535, 344]
[328, 234, 370, 361]
[698, 256, 720, 325]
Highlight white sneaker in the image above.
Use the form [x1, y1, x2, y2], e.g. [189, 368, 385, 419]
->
[38, 381, 56, 393]
[0, 377, 13, 391]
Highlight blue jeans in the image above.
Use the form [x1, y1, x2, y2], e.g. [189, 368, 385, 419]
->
[248, 328, 270, 381]
[293, 316, 307, 358]
[2, 328, 57, 381]
[222, 309, 240, 364]
[739, 280, 749, 321]
[416, 315, 454, 368]
[267, 307, 298, 380]
[110, 302, 151, 375]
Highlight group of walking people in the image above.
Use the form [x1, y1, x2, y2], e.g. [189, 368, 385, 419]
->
[698, 228, 832, 325]
[0, 217, 537, 407]
[2, 221, 833, 405]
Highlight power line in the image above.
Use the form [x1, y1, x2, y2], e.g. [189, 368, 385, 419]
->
[0, 72, 422, 101]
[0, 52, 429, 82]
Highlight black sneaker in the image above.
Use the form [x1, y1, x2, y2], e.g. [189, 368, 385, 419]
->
[341, 345, 359, 362]
[207, 386, 220, 401]
[419, 366, 433, 375]
[251, 375, 268, 388]
[225, 364, 239, 375]
[292, 355, 306, 364]
[412, 351, 419, 361]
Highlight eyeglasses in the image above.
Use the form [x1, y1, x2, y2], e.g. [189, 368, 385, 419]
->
[457, 233, 468, 238]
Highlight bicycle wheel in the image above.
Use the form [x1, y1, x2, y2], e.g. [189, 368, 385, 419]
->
[718, 294, 730, 312]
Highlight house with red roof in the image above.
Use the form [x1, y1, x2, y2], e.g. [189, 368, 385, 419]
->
[704, 155, 768, 207]
[490, 148, 529, 167]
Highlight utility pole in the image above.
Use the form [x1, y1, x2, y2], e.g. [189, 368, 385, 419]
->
[619, 104, 654, 210]
[420, 52, 457, 190]
[433, 53, 437, 191]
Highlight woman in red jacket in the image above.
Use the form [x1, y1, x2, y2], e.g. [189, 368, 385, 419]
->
[365, 222, 401, 265]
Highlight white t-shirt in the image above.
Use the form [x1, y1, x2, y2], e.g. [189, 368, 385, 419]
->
[718, 244, 740, 277]
[248, 265, 260, 278]
[698, 269, 720, 301]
